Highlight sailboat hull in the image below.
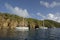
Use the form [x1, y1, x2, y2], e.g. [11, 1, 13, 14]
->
[16, 27, 29, 31]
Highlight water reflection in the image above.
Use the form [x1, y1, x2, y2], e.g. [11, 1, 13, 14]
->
[16, 31, 28, 40]
[0, 28, 60, 40]
[0, 29, 16, 38]
[28, 28, 60, 40]
[0, 29, 7, 38]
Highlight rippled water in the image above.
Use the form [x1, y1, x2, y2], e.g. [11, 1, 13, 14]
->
[0, 28, 60, 40]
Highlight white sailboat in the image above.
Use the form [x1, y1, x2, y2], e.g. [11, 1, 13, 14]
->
[16, 27, 29, 31]
[39, 20, 48, 29]
[16, 17, 29, 31]
[39, 14, 48, 29]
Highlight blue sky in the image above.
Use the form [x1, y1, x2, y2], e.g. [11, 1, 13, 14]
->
[0, 0, 60, 22]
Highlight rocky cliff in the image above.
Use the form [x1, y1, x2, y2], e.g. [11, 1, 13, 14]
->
[0, 12, 60, 29]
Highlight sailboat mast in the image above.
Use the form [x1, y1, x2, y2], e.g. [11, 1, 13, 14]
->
[23, 17, 24, 27]
[43, 20, 44, 27]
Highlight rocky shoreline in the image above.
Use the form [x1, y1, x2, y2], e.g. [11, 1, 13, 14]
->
[0, 12, 60, 29]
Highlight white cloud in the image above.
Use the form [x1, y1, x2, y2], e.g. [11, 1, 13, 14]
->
[47, 13, 60, 22]
[5, 3, 30, 18]
[37, 13, 46, 19]
[37, 12, 60, 22]
[40, 1, 60, 8]
[47, 13, 55, 19]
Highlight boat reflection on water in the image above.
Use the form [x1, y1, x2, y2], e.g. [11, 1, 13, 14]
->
[0, 28, 29, 40]
[0, 28, 60, 40]
[15, 27, 29, 40]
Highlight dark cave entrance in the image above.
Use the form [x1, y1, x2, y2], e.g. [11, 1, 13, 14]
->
[35, 25, 39, 29]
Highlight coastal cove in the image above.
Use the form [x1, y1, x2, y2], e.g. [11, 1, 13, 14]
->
[0, 0, 60, 40]
[0, 12, 60, 30]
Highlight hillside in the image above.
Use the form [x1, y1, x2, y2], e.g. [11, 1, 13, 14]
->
[0, 12, 60, 29]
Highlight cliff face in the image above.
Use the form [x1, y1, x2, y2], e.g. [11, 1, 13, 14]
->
[0, 13, 30, 29]
[0, 12, 60, 29]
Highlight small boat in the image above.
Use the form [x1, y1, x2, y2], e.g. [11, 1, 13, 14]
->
[16, 27, 29, 31]
[39, 27, 48, 29]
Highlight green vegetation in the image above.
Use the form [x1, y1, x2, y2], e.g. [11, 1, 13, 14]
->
[0, 12, 60, 29]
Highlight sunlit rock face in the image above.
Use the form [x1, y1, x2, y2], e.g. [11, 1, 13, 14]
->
[8, 20, 18, 29]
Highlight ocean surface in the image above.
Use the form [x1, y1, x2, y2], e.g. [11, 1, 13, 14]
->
[0, 28, 60, 40]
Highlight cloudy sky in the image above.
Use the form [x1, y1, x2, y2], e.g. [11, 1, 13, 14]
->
[0, 0, 60, 22]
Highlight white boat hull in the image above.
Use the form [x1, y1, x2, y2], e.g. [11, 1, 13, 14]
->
[16, 27, 29, 31]
[39, 27, 48, 29]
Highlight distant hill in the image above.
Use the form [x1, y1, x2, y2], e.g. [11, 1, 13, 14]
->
[0, 12, 60, 29]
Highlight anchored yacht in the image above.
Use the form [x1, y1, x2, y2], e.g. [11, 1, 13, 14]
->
[15, 17, 29, 31]
[39, 27, 48, 29]
[16, 27, 29, 31]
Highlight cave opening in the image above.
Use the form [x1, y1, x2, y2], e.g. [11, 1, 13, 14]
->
[35, 25, 39, 29]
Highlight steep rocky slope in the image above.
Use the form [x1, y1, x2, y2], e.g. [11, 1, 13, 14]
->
[0, 12, 60, 29]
